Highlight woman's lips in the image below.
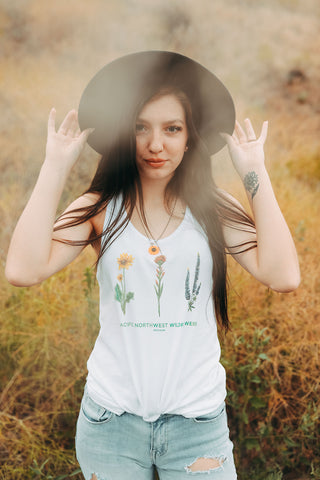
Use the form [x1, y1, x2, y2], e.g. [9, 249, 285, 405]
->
[145, 158, 167, 168]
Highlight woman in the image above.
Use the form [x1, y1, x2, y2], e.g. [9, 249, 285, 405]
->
[5, 52, 300, 480]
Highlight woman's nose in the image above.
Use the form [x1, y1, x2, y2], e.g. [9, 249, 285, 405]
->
[148, 131, 163, 153]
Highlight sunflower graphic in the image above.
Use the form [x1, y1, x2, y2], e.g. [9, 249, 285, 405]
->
[117, 253, 134, 270]
[115, 253, 134, 314]
[148, 245, 160, 255]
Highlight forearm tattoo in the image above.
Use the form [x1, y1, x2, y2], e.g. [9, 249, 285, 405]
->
[243, 171, 259, 199]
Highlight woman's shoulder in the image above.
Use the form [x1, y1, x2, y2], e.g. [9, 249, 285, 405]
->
[64, 191, 101, 210]
[81, 191, 101, 205]
[65, 191, 106, 236]
[84, 192, 107, 236]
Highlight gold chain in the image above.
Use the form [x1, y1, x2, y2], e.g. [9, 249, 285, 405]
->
[136, 198, 178, 255]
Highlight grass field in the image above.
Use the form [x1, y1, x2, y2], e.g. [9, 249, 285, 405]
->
[1, 0, 319, 478]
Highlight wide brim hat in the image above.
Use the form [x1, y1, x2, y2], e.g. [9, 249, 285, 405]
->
[78, 51, 235, 155]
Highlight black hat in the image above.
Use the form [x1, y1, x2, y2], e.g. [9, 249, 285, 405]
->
[78, 51, 235, 155]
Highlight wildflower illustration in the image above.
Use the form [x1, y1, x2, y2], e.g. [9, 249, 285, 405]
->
[149, 245, 160, 255]
[154, 255, 166, 316]
[115, 253, 134, 314]
[185, 253, 201, 311]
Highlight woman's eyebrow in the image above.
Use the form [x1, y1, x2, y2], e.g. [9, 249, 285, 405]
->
[163, 118, 185, 124]
[135, 117, 148, 124]
[136, 117, 185, 124]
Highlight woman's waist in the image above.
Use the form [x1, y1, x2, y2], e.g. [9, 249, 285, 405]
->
[85, 360, 226, 422]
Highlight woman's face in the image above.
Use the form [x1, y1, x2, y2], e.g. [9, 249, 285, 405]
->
[135, 94, 188, 182]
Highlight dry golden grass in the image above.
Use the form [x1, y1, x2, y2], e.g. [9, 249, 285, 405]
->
[1, 0, 319, 478]
[0, 253, 98, 480]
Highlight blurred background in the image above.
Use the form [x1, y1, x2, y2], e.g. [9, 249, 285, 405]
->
[0, 0, 319, 479]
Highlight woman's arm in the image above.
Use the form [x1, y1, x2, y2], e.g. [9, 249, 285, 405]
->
[221, 119, 300, 292]
[5, 109, 95, 287]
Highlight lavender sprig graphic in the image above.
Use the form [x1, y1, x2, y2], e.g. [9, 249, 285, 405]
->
[185, 253, 201, 311]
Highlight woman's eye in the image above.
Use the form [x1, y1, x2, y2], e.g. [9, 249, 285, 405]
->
[135, 124, 147, 133]
[167, 126, 182, 133]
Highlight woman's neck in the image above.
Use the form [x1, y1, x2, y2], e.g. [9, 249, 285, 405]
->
[136, 175, 186, 217]
[138, 177, 170, 210]
[130, 177, 185, 240]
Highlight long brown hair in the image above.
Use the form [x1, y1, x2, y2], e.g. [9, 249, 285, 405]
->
[54, 86, 257, 332]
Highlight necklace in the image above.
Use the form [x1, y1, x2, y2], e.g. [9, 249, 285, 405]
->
[136, 198, 178, 256]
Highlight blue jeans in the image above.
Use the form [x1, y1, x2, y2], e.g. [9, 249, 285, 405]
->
[75, 387, 237, 479]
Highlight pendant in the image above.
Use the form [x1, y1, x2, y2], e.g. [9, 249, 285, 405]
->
[148, 245, 160, 255]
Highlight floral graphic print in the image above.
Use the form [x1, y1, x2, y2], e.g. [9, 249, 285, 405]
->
[185, 253, 201, 311]
[148, 245, 160, 255]
[115, 253, 134, 314]
[154, 255, 166, 316]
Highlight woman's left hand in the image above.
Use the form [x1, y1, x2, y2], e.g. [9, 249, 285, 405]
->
[221, 119, 268, 179]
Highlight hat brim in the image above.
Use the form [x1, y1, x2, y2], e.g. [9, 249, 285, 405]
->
[78, 51, 235, 155]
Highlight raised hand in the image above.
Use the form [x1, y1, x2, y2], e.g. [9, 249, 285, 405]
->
[221, 119, 268, 181]
[45, 108, 94, 172]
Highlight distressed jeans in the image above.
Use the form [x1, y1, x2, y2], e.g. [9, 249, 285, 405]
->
[76, 387, 237, 480]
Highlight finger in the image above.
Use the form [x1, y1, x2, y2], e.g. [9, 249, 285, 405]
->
[232, 132, 240, 146]
[66, 113, 80, 136]
[47, 108, 56, 135]
[235, 121, 247, 143]
[220, 132, 236, 148]
[58, 109, 77, 135]
[79, 127, 95, 145]
[258, 121, 268, 144]
[244, 118, 256, 141]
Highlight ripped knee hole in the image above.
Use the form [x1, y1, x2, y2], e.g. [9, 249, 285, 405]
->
[186, 456, 226, 473]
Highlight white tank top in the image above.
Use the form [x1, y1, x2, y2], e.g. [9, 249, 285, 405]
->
[86, 196, 226, 422]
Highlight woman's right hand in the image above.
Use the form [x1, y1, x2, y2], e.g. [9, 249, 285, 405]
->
[5, 109, 95, 287]
[45, 108, 94, 172]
